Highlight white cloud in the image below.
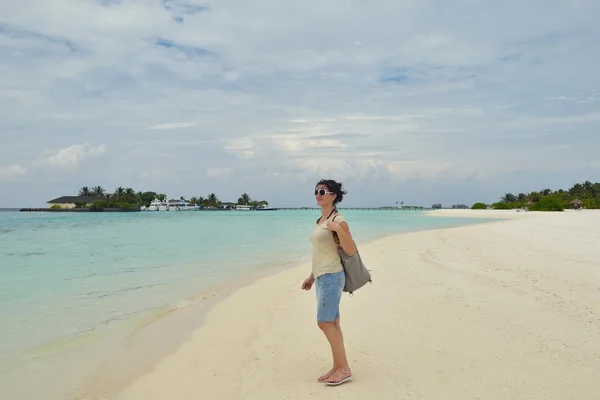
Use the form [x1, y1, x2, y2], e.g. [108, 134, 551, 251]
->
[138, 170, 179, 180]
[269, 136, 348, 154]
[1, 0, 599, 207]
[0, 164, 28, 181]
[147, 122, 197, 130]
[45, 144, 107, 167]
[205, 167, 232, 178]
[386, 161, 482, 182]
[507, 112, 600, 128]
[224, 137, 255, 159]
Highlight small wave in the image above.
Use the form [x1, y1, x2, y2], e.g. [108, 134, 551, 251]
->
[80, 283, 161, 299]
[0, 251, 45, 257]
[171, 299, 199, 310]
[64, 272, 100, 281]
[65, 267, 138, 281]
[78, 310, 143, 332]
[20, 251, 46, 257]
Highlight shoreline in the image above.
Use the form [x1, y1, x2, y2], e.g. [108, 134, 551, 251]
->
[64, 256, 313, 400]
[426, 208, 540, 218]
[1, 255, 313, 400]
[114, 210, 600, 400]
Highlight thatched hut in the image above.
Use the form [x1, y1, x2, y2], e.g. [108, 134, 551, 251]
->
[570, 198, 582, 210]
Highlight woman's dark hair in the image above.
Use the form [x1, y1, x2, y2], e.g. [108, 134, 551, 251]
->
[316, 179, 347, 205]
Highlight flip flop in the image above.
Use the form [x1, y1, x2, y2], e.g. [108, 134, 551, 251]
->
[325, 374, 352, 386]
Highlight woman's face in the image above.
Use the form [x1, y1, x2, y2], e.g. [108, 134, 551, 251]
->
[315, 184, 336, 207]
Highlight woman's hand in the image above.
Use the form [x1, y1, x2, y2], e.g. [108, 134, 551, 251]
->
[301, 275, 315, 290]
[326, 221, 342, 232]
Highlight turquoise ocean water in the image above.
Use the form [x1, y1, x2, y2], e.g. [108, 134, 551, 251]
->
[0, 209, 492, 399]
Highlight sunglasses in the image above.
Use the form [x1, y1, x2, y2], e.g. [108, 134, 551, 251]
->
[314, 189, 334, 196]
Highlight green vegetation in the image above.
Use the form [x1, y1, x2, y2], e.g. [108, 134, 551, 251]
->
[235, 192, 269, 208]
[76, 186, 269, 210]
[528, 197, 564, 212]
[75, 186, 160, 210]
[471, 202, 487, 210]
[188, 192, 268, 208]
[474, 181, 599, 212]
[78, 186, 106, 197]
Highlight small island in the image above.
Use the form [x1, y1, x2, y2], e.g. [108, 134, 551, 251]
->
[469, 180, 599, 211]
[20, 186, 272, 212]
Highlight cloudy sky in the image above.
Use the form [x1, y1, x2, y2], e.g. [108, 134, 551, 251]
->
[1, 0, 599, 208]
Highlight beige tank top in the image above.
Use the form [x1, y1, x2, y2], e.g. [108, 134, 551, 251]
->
[309, 213, 346, 278]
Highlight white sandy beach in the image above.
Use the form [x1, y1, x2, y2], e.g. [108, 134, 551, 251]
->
[114, 210, 600, 400]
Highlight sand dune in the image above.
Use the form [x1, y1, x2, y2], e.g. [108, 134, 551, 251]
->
[115, 210, 600, 400]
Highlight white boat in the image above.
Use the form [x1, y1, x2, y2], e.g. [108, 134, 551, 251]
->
[255, 205, 278, 211]
[167, 198, 201, 211]
[141, 197, 200, 211]
[141, 198, 168, 211]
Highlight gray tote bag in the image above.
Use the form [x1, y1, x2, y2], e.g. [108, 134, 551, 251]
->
[332, 215, 372, 295]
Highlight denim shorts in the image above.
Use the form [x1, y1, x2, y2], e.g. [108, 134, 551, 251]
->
[315, 270, 345, 322]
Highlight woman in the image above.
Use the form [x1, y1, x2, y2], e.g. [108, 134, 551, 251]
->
[301, 179, 356, 386]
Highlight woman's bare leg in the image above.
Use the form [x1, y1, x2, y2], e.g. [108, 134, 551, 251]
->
[318, 317, 351, 382]
[317, 317, 344, 380]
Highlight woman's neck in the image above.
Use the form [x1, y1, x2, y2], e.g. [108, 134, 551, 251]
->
[321, 204, 335, 219]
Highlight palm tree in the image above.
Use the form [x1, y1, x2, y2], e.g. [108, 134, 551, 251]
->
[517, 193, 527, 202]
[125, 188, 135, 202]
[593, 183, 600, 198]
[207, 193, 219, 207]
[114, 187, 125, 200]
[528, 191, 541, 203]
[237, 192, 251, 205]
[569, 183, 584, 197]
[91, 186, 105, 196]
[79, 186, 91, 196]
[501, 193, 517, 203]
[582, 181, 595, 198]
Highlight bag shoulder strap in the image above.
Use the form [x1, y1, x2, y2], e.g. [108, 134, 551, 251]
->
[331, 213, 340, 244]
[315, 208, 337, 224]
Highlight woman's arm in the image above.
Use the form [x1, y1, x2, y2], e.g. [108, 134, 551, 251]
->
[328, 221, 356, 256]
